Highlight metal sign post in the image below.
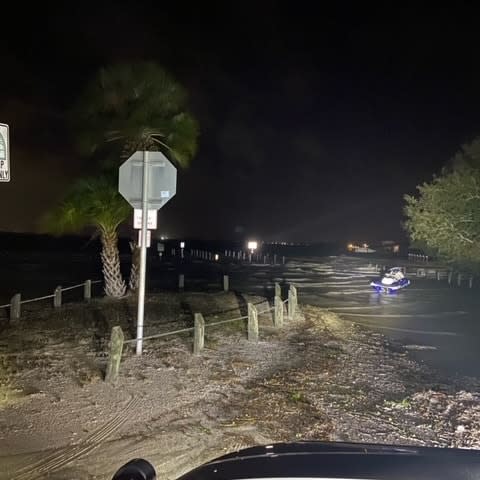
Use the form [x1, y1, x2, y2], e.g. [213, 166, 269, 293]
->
[136, 151, 149, 355]
[119, 150, 177, 355]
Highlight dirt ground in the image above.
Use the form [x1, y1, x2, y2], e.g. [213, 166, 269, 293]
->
[1, 292, 480, 480]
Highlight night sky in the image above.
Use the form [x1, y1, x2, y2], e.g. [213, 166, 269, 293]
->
[1, 2, 480, 243]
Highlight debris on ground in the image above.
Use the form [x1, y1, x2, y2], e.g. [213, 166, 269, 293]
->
[1, 294, 480, 479]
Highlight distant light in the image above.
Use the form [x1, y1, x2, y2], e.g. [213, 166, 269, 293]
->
[247, 241, 258, 251]
[160, 236, 165, 240]
[347, 243, 354, 250]
[215, 254, 219, 261]
[180, 241, 185, 249]
[363, 243, 368, 249]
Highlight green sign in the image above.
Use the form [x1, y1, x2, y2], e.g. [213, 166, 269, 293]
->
[0, 123, 9, 182]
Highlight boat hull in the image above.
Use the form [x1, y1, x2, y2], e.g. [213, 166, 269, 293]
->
[370, 277, 410, 293]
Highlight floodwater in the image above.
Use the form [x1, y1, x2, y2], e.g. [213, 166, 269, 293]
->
[0, 252, 478, 378]
[228, 256, 480, 379]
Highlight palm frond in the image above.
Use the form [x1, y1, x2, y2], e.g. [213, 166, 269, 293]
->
[41, 176, 131, 235]
[41, 199, 90, 235]
[73, 61, 199, 167]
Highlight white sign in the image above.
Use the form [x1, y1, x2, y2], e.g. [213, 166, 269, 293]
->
[0, 123, 10, 182]
[157, 242, 165, 252]
[134, 209, 157, 229]
[138, 230, 152, 247]
[248, 241, 258, 251]
[180, 241, 185, 249]
[118, 151, 177, 209]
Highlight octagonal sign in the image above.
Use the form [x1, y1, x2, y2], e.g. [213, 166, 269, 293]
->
[119, 151, 177, 210]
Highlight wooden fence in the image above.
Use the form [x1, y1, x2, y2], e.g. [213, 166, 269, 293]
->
[105, 283, 298, 383]
[0, 279, 102, 323]
[188, 249, 286, 265]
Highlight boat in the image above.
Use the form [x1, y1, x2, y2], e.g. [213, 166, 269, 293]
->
[370, 267, 410, 293]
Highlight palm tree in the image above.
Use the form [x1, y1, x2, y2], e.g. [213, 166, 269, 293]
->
[43, 176, 130, 298]
[73, 62, 199, 290]
[74, 62, 199, 168]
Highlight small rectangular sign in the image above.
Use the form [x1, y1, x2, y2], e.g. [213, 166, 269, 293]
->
[134, 209, 157, 229]
[157, 242, 165, 252]
[0, 123, 10, 182]
[138, 230, 152, 248]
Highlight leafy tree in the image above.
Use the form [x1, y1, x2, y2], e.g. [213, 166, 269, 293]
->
[43, 176, 130, 297]
[404, 138, 480, 268]
[73, 62, 199, 289]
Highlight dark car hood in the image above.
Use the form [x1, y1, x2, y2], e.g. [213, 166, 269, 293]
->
[176, 441, 480, 480]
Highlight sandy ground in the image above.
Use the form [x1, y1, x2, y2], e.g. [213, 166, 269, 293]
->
[1, 292, 480, 479]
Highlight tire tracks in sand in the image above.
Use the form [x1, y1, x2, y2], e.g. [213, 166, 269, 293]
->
[12, 395, 141, 480]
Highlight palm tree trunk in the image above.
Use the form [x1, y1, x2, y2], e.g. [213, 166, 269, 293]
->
[129, 240, 140, 292]
[100, 228, 126, 297]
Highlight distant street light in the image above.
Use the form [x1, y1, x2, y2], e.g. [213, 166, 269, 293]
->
[247, 240, 258, 263]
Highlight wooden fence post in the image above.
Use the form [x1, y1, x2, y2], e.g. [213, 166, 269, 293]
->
[469, 276, 474, 289]
[10, 293, 21, 322]
[457, 273, 462, 287]
[292, 287, 297, 316]
[288, 285, 297, 319]
[247, 303, 258, 342]
[194, 313, 205, 355]
[282, 256, 285, 265]
[54, 286, 62, 308]
[275, 282, 281, 299]
[105, 326, 124, 383]
[223, 274, 229, 292]
[84, 279, 92, 301]
[288, 288, 294, 319]
[448, 271, 453, 285]
[274, 295, 283, 328]
[179, 274, 185, 290]
[436, 271, 441, 281]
